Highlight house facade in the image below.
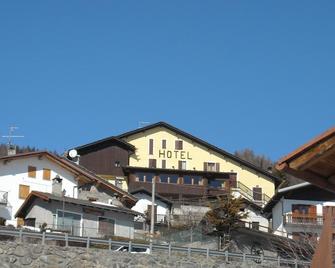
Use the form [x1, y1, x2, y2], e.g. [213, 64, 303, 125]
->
[0, 151, 137, 226]
[264, 182, 335, 239]
[70, 122, 280, 206]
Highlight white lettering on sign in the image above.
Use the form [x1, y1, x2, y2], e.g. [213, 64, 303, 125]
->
[158, 150, 192, 160]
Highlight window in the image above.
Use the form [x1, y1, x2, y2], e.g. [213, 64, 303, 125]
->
[203, 162, 220, 172]
[148, 159, 157, 168]
[19, 184, 30, 199]
[17, 218, 24, 227]
[149, 139, 154, 155]
[57, 210, 81, 236]
[161, 160, 166, 169]
[253, 187, 262, 201]
[28, 166, 36, 178]
[162, 139, 166, 149]
[178, 160, 186, 170]
[114, 161, 120, 167]
[183, 175, 192, 184]
[209, 179, 222, 188]
[98, 217, 115, 236]
[43, 168, 51, 180]
[24, 218, 36, 227]
[175, 140, 183, 150]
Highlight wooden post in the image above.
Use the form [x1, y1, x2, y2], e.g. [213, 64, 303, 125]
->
[42, 232, 45, 246]
[19, 229, 23, 243]
[206, 248, 209, 259]
[86, 237, 90, 250]
[311, 208, 333, 268]
[65, 233, 68, 248]
[168, 243, 171, 257]
[108, 238, 112, 251]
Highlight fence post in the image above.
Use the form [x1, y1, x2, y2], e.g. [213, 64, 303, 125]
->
[108, 238, 112, 251]
[42, 232, 45, 246]
[86, 237, 90, 250]
[206, 248, 209, 259]
[168, 243, 171, 257]
[187, 247, 191, 258]
[242, 253, 246, 262]
[225, 251, 228, 262]
[19, 229, 23, 243]
[128, 241, 132, 252]
[294, 259, 298, 268]
[149, 242, 153, 254]
[260, 253, 264, 263]
[277, 256, 280, 267]
[65, 233, 68, 248]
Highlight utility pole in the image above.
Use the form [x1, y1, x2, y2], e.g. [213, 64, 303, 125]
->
[150, 176, 156, 236]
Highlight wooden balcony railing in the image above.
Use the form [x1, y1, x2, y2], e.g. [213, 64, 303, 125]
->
[284, 213, 325, 225]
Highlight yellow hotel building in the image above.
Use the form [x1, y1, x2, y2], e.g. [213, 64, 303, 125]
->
[73, 122, 280, 206]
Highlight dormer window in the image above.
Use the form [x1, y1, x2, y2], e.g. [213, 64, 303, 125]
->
[114, 161, 120, 167]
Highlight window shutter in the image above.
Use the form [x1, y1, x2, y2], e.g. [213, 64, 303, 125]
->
[19, 185, 30, 199]
[149, 159, 157, 168]
[216, 163, 220, 172]
[203, 162, 208, 171]
[28, 166, 36, 178]
[162, 140, 166, 149]
[253, 187, 262, 201]
[149, 139, 154, 155]
[43, 168, 51, 180]
[175, 140, 183, 150]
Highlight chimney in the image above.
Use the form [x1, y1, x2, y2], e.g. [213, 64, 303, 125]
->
[52, 175, 63, 196]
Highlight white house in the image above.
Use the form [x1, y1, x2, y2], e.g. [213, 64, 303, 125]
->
[263, 182, 335, 239]
[130, 188, 172, 225]
[0, 151, 137, 226]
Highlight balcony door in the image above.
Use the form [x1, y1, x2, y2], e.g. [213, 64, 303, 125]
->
[292, 204, 316, 223]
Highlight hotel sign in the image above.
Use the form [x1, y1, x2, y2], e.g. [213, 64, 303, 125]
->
[158, 150, 192, 160]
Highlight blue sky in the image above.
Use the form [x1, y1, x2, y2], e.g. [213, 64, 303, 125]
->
[0, 1, 334, 161]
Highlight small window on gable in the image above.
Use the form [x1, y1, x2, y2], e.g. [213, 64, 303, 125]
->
[28, 166, 36, 178]
[175, 140, 183, 150]
[162, 140, 167, 149]
[43, 168, 51, 180]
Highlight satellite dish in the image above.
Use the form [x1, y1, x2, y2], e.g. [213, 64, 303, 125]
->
[68, 149, 78, 158]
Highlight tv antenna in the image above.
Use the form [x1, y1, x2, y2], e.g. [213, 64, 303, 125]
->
[2, 126, 24, 155]
[138, 121, 150, 128]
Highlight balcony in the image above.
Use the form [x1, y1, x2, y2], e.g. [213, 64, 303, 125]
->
[0, 191, 8, 205]
[284, 213, 325, 226]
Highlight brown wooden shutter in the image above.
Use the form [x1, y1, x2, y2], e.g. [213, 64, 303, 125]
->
[19, 185, 30, 199]
[162, 140, 166, 149]
[216, 163, 220, 172]
[43, 168, 51, 180]
[28, 166, 36, 178]
[149, 139, 154, 155]
[203, 162, 208, 171]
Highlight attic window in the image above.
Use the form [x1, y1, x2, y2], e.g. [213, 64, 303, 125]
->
[88, 197, 98, 202]
[114, 161, 120, 167]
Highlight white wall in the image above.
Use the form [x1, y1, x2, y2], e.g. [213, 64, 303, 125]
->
[131, 192, 169, 223]
[0, 156, 79, 226]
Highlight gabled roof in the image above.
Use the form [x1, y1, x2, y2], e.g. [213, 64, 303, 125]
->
[118, 121, 281, 184]
[15, 191, 142, 218]
[130, 187, 172, 206]
[0, 151, 137, 205]
[74, 136, 135, 154]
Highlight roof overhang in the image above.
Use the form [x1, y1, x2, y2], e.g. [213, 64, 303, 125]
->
[276, 126, 335, 193]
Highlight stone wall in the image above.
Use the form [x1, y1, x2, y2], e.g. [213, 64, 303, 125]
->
[0, 240, 298, 268]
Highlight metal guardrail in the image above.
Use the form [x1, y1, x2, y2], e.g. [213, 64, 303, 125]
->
[0, 228, 310, 266]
